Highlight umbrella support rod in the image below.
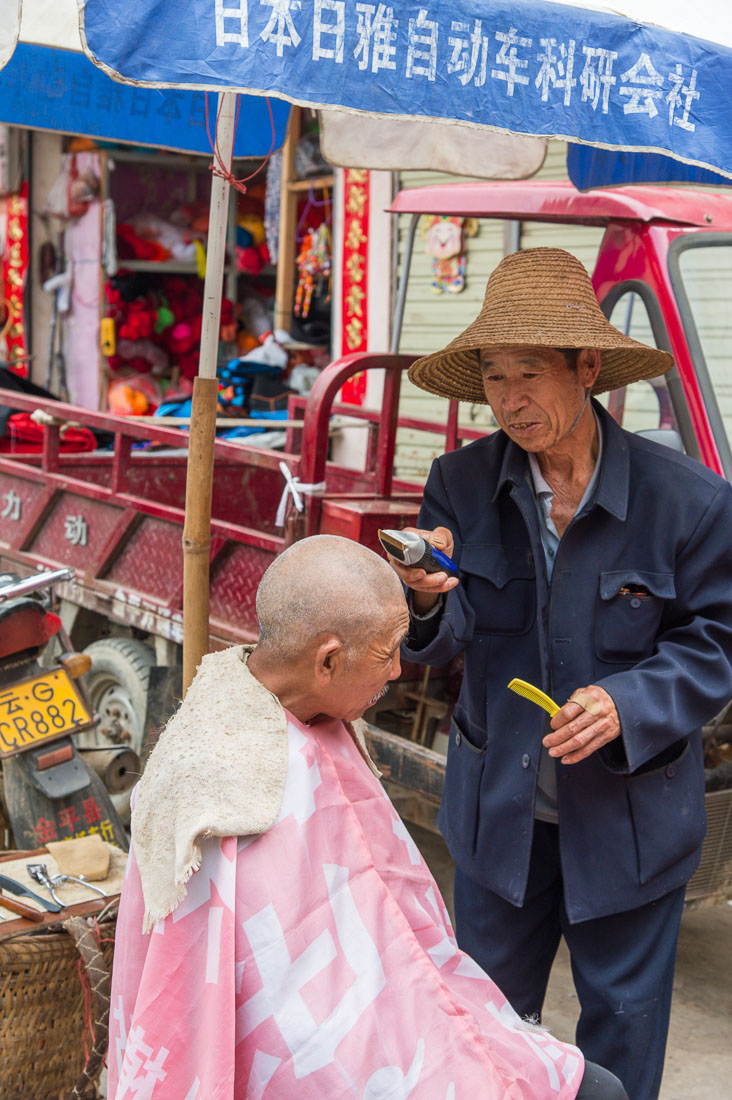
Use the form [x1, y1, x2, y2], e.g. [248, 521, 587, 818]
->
[198, 92, 237, 383]
[182, 91, 237, 694]
[390, 214, 419, 355]
[182, 375, 218, 693]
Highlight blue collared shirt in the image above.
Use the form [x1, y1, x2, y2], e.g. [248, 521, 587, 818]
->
[527, 415, 603, 822]
[527, 414, 604, 585]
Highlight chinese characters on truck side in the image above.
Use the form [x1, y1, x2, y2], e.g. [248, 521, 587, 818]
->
[1, 491, 89, 547]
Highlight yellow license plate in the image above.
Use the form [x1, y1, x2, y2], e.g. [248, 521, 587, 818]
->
[0, 669, 92, 758]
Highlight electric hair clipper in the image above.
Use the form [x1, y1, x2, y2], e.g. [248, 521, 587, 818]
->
[378, 529, 459, 578]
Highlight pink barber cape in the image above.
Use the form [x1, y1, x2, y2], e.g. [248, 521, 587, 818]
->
[108, 713, 583, 1100]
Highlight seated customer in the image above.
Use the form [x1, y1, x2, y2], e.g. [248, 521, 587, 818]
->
[108, 535, 627, 1100]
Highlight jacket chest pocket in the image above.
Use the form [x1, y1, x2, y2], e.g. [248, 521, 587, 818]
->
[595, 570, 675, 663]
[460, 544, 536, 636]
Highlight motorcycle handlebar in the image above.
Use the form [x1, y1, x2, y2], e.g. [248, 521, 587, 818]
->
[0, 568, 75, 601]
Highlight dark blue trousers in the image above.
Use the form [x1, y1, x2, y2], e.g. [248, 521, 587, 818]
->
[454, 821, 685, 1100]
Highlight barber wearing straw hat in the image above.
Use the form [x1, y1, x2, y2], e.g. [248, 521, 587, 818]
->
[387, 248, 732, 1100]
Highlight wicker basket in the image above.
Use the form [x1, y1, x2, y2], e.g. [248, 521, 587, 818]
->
[0, 915, 116, 1100]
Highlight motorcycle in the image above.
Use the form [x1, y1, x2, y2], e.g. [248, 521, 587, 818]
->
[0, 567, 133, 851]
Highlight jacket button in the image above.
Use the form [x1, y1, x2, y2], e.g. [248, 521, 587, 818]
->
[455, 731, 462, 746]
[631, 597, 642, 608]
[522, 754, 531, 768]
[666, 764, 676, 778]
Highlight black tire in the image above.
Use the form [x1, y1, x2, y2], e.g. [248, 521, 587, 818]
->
[82, 638, 156, 752]
[79, 638, 156, 824]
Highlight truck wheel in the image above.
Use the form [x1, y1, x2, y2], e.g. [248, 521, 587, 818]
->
[79, 639, 156, 824]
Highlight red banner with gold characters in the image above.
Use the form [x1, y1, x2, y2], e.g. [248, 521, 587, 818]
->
[2, 182, 29, 377]
[340, 169, 369, 406]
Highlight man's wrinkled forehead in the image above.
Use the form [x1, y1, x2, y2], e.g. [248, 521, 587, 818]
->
[479, 345, 561, 365]
[478, 346, 584, 374]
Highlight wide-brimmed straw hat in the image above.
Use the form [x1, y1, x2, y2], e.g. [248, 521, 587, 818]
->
[407, 247, 673, 401]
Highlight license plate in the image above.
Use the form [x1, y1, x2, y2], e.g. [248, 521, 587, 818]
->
[0, 669, 93, 758]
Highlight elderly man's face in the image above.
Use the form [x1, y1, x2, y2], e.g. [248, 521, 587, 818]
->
[326, 601, 410, 723]
[479, 345, 600, 454]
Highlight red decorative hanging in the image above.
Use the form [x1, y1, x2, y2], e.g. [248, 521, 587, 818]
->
[2, 182, 29, 377]
[340, 169, 369, 406]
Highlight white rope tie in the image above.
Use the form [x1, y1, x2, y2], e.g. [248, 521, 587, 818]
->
[275, 461, 326, 528]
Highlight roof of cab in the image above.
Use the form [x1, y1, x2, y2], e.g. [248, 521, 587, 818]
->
[389, 180, 732, 229]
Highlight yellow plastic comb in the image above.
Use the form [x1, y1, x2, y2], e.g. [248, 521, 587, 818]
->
[507, 678, 560, 717]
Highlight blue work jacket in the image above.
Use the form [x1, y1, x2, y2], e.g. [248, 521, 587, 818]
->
[402, 401, 732, 922]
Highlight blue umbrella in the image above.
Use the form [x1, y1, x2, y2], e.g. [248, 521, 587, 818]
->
[79, 0, 732, 184]
[0, 0, 289, 156]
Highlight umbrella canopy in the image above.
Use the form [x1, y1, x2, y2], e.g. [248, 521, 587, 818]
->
[80, 0, 732, 181]
[0, 0, 289, 156]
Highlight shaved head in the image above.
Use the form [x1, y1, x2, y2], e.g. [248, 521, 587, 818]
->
[256, 535, 405, 663]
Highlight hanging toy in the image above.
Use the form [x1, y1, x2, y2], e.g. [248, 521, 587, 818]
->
[423, 215, 478, 294]
[294, 223, 332, 319]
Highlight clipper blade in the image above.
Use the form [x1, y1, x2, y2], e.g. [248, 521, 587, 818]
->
[378, 529, 410, 563]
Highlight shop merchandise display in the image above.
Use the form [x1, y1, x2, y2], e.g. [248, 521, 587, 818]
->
[294, 222, 332, 320]
[98, 149, 332, 435]
[263, 148, 282, 265]
[235, 206, 271, 276]
[155, 329, 329, 443]
[117, 215, 205, 269]
[104, 273, 225, 382]
[289, 180, 333, 346]
[100, 271, 328, 427]
[5, 119, 335, 448]
[43, 153, 100, 224]
[101, 169, 280, 419]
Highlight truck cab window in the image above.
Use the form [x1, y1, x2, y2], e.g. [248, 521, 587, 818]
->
[677, 242, 732, 454]
[601, 291, 680, 439]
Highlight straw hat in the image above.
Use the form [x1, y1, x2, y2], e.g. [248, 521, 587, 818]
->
[407, 247, 673, 401]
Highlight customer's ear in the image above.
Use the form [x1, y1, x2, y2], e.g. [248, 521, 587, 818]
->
[313, 636, 343, 685]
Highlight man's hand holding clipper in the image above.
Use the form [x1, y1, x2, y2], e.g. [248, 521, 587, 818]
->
[381, 526, 459, 615]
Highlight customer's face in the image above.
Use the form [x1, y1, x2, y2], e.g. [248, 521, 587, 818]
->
[479, 345, 599, 454]
[325, 602, 409, 723]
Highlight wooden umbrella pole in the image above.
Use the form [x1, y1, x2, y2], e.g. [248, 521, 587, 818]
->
[182, 375, 219, 691]
[182, 91, 237, 693]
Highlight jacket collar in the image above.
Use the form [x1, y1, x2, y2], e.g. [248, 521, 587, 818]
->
[492, 399, 629, 521]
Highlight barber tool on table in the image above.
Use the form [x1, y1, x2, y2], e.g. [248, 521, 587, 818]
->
[0, 871, 62, 914]
[0, 886, 45, 922]
[27, 862, 107, 907]
[378, 529, 459, 578]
